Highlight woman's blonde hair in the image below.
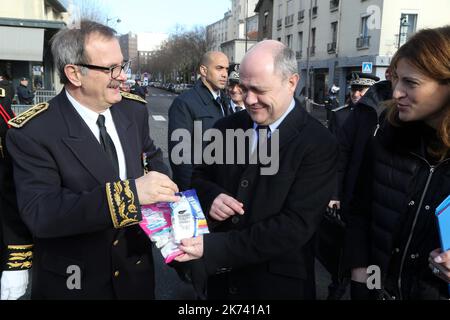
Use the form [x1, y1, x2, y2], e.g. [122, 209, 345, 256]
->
[387, 25, 450, 160]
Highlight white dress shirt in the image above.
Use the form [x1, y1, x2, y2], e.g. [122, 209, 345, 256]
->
[66, 90, 127, 180]
[230, 100, 245, 113]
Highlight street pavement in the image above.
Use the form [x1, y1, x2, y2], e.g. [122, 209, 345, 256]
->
[145, 87, 348, 300]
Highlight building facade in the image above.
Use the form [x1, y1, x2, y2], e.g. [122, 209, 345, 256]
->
[207, 0, 260, 64]
[255, 0, 274, 41]
[272, 0, 450, 104]
[207, 10, 232, 52]
[0, 0, 68, 92]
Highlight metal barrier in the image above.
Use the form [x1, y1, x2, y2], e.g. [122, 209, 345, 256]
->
[11, 90, 56, 116]
[11, 105, 32, 115]
[34, 90, 57, 104]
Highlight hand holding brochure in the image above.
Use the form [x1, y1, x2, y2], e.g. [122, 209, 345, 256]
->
[139, 189, 209, 263]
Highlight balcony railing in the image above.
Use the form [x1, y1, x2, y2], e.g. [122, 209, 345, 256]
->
[277, 18, 282, 30]
[327, 42, 337, 53]
[285, 14, 294, 27]
[356, 36, 371, 49]
[298, 10, 305, 23]
[296, 50, 303, 59]
[330, 0, 339, 12]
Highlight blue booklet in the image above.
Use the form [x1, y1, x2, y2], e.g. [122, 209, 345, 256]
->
[435, 195, 450, 295]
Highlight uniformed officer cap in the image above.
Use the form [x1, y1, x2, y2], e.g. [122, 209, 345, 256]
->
[228, 63, 240, 85]
[20, 77, 29, 81]
[347, 72, 380, 88]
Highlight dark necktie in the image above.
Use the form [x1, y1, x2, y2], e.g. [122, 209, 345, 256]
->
[216, 96, 228, 116]
[96, 114, 119, 176]
[235, 106, 243, 112]
[256, 125, 272, 162]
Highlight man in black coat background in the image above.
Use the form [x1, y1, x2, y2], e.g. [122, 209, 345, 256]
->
[168, 51, 230, 191]
[174, 40, 337, 300]
[16, 78, 35, 105]
[328, 72, 380, 137]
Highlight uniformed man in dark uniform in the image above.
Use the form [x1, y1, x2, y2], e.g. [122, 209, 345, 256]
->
[320, 72, 379, 300]
[16, 78, 35, 105]
[328, 72, 379, 136]
[6, 20, 179, 300]
[226, 63, 245, 114]
[0, 84, 33, 300]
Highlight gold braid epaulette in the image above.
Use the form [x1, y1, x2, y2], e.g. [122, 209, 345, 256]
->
[8, 103, 49, 128]
[5, 245, 33, 270]
[120, 91, 147, 104]
[106, 180, 141, 229]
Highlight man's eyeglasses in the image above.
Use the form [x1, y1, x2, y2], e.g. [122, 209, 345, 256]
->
[75, 60, 131, 79]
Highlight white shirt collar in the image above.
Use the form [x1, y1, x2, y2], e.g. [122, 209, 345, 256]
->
[210, 89, 220, 100]
[253, 98, 296, 132]
[65, 90, 127, 180]
[230, 100, 245, 112]
[65, 90, 104, 124]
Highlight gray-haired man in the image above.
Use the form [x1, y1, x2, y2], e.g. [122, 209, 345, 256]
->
[6, 20, 179, 299]
[175, 40, 338, 300]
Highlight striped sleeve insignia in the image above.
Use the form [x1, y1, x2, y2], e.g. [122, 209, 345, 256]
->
[106, 180, 141, 229]
[120, 91, 147, 104]
[8, 102, 49, 128]
[5, 245, 33, 270]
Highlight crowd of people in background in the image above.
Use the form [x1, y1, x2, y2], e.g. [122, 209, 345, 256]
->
[0, 20, 449, 301]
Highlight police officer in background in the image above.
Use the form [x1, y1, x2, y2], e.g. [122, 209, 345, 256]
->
[226, 63, 245, 113]
[0, 83, 33, 300]
[328, 72, 379, 136]
[16, 78, 35, 105]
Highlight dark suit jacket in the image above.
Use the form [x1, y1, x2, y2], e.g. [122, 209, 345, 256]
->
[191, 99, 338, 299]
[168, 79, 228, 191]
[0, 98, 33, 271]
[6, 91, 167, 299]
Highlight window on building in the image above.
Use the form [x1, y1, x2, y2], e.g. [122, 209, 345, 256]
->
[399, 13, 418, 47]
[298, 32, 303, 52]
[286, 34, 293, 49]
[297, 32, 303, 58]
[360, 16, 369, 38]
[331, 21, 338, 43]
[311, 28, 316, 55]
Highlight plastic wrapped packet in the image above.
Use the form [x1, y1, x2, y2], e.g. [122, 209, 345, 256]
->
[139, 190, 210, 263]
[170, 189, 210, 244]
[139, 202, 182, 263]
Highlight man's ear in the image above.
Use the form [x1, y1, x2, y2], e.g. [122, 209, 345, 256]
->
[288, 73, 300, 93]
[199, 65, 208, 78]
[64, 65, 82, 87]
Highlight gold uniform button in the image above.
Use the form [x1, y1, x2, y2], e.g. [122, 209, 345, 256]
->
[113, 240, 119, 246]
[114, 271, 120, 277]
[136, 260, 142, 265]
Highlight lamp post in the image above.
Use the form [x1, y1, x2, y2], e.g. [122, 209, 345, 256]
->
[245, 0, 248, 52]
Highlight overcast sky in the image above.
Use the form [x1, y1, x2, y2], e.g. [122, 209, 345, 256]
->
[65, 0, 232, 35]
